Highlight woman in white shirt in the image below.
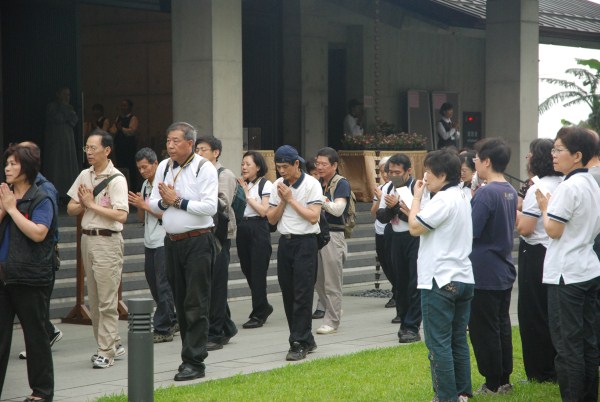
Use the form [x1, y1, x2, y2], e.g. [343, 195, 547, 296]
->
[516, 138, 562, 383]
[236, 151, 274, 329]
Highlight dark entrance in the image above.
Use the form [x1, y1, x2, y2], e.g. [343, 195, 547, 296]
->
[328, 48, 346, 151]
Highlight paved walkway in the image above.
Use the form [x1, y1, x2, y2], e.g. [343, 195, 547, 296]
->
[2, 284, 519, 402]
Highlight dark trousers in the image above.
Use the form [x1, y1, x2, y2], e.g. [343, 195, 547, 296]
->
[548, 277, 600, 402]
[390, 230, 421, 332]
[469, 288, 513, 391]
[517, 240, 556, 382]
[236, 219, 272, 319]
[0, 282, 54, 401]
[44, 271, 57, 337]
[145, 246, 176, 334]
[277, 235, 317, 347]
[376, 225, 395, 295]
[165, 232, 216, 370]
[209, 239, 238, 343]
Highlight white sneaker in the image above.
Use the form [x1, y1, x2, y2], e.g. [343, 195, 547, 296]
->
[92, 355, 114, 369]
[316, 325, 337, 334]
[458, 396, 469, 402]
[19, 329, 63, 360]
[18, 351, 26, 359]
[90, 344, 126, 362]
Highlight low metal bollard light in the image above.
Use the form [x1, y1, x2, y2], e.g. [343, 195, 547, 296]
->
[128, 298, 154, 402]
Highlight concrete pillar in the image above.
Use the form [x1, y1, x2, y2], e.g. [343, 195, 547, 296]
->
[171, 0, 243, 172]
[485, 0, 539, 179]
[281, 0, 302, 149]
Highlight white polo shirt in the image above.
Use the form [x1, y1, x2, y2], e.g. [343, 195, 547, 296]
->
[149, 155, 218, 234]
[415, 185, 474, 289]
[141, 178, 166, 249]
[244, 178, 272, 218]
[520, 175, 562, 248]
[543, 170, 600, 285]
[378, 181, 409, 232]
[269, 172, 322, 235]
[373, 183, 387, 235]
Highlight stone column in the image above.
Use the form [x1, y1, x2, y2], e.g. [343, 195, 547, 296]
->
[485, 0, 539, 179]
[171, 0, 243, 172]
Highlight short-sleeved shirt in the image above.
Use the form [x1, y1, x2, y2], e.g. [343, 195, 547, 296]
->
[470, 181, 517, 290]
[378, 180, 410, 233]
[373, 184, 387, 235]
[416, 185, 474, 289]
[141, 178, 165, 249]
[244, 178, 272, 218]
[0, 198, 53, 262]
[269, 172, 322, 235]
[543, 169, 600, 285]
[323, 175, 350, 226]
[67, 160, 129, 232]
[520, 175, 562, 247]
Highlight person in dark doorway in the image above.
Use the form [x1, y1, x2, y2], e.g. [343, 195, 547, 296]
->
[343, 99, 364, 137]
[267, 145, 322, 361]
[437, 102, 460, 149]
[149, 122, 218, 381]
[128, 147, 178, 344]
[43, 86, 79, 200]
[90, 104, 110, 132]
[109, 99, 139, 188]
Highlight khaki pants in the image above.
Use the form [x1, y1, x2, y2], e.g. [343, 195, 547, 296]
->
[82, 233, 124, 358]
[316, 231, 347, 328]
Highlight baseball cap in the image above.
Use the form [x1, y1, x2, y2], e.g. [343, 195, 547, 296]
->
[275, 145, 305, 164]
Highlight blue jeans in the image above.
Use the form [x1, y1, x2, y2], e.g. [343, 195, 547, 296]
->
[422, 280, 474, 402]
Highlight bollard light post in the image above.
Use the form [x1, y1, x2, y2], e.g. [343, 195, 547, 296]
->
[128, 298, 154, 402]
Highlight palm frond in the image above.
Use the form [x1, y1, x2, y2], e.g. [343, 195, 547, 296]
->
[539, 91, 591, 114]
[564, 68, 597, 86]
[540, 78, 587, 94]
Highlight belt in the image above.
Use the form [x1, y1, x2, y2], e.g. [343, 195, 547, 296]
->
[242, 216, 266, 221]
[167, 228, 212, 241]
[282, 233, 316, 240]
[82, 229, 119, 237]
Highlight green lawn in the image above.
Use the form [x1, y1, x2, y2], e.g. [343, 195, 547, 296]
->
[97, 327, 561, 401]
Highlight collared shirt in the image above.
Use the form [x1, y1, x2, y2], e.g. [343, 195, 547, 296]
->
[343, 114, 363, 137]
[544, 169, 600, 285]
[521, 175, 563, 247]
[244, 178, 272, 218]
[269, 172, 322, 235]
[141, 178, 165, 249]
[67, 160, 129, 232]
[378, 180, 412, 233]
[416, 185, 474, 289]
[373, 183, 387, 235]
[149, 154, 218, 234]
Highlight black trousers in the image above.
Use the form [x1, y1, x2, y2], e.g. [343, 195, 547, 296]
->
[548, 277, 600, 402]
[0, 282, 54, 401]
[165, 232, 216, 370]
[145, 246, 176, 334]
[277, 235, 317, 347]
[209, 239, 238, 343]
[236, 219, 272, 319]
[517, 240, 556, 382]
[44, 270, 56, 337]
[376, 225, 395, 295]
[469, 288, 513, 391]
[390, 230, 421, 332]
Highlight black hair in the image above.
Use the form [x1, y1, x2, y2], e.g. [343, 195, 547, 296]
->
[3, 144, 40, 185]
[474, 137, 511, 173]
[348, 98, 362, 113]
[305, 159, 317, 173]
[123, 99, 133, 109]
[528, 138, 560, 178]
[242, 150, 269, 177]
[386, 153, 412, 172]
[440, 102, 453, 115]
[135, 147, 158, 164]
[196, 135, 222, 160]
[459, 150, 476, 171]
[555, 126, 598, 166]
[424, 150, 461, 186]
[87, 129, 114, 150]
[316, 147, 339, 165]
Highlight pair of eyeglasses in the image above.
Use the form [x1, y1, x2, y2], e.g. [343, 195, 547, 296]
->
[82, 146, 99, 153]
[550, 148, 567, 155]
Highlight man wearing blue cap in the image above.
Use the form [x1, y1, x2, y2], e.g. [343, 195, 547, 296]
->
[267, 145, 323, 361]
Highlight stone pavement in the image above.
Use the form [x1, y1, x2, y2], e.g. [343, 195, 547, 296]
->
[2, 284, 519, 402]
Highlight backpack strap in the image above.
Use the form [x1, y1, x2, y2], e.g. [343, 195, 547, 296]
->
[258, 177, 267, 198]
[93, 174, 123, 197]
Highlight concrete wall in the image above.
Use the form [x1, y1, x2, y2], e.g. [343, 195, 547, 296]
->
[80, 5, 172, 155]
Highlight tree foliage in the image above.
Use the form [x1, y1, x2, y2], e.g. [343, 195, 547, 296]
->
[539, 58, 600, 132]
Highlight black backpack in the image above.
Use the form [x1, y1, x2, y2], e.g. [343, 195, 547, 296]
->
[258, 177, 277, 233]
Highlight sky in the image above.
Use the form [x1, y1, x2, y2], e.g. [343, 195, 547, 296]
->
[538, 44, 600, 138]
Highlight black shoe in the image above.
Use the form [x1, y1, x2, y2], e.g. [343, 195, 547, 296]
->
[307, 341, 317, 353]
[206, 341, 223, 351]
[263, 304, 274, 323]
[243, 317, 264, 329]
[286, 341, 308, 361]
[391, 315, 402, 324]
[398, 329, 421, 343]
[174, 366, 205, 381]
[312, 309, 325, 319]
[384, 298, 396, 308]
[24, 397, 49, 402]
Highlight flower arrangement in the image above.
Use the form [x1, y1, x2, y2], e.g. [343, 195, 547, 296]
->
[341, 121, 427, 150]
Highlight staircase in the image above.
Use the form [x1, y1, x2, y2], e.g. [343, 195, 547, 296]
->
[49, 203, 381, 320]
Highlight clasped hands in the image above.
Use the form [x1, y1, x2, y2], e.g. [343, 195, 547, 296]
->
[158, 182, 178, 206]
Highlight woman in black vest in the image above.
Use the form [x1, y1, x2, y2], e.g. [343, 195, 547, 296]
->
[437, 102, 460, 149]
[0, 144, 57, 402]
